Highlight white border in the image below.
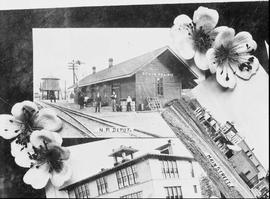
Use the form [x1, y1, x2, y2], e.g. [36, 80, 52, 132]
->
[0, 0, 268, 11]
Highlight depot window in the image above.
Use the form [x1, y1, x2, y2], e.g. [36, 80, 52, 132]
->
[156, 77, 164, 96]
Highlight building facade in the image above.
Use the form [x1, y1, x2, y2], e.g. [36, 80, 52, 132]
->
[187, 98, 269, 198]
[77, 46, 198, 110]
[48, 141, 202, 198]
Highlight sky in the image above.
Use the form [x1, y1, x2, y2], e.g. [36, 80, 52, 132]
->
[33, 28, 172, 94]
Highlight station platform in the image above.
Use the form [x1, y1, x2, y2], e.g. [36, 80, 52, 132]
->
[41, 100, 176, 138]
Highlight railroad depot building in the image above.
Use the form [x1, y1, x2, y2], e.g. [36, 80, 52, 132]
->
[77, 46, 198, 110]
[46, 140, 202, 198]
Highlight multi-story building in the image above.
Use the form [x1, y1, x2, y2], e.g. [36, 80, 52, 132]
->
[47, 140, 202, 198]
[188, 99, 269, 198]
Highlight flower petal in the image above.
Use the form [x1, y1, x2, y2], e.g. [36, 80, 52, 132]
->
[50, 162, 72, 187]
[11, 140, 35, 167]
[23, 163, 50, 189]
[206, 48, 218, 74]
[11, 139, 24, 157]
[171, 25, 195, 60]
[216, 63, 237, 89]
[11, 101, 38, 122]
[209, 26, 230, 39]
[213, 27, 235, 49]
[33, 108, 62, 132]
[14, 150, 34, 168]
[0, 114, 22, 139]
[46, 143, 70, 161]
[234, 56, 260, 80]
[193, 6, 219, 31]
[232, 31, 257, 54]
[194, 51, 209, 70]
[30, 130, 63, 148]
[173, 14, 192, 27]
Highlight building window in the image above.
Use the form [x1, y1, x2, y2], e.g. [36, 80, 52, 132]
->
[116, 165, 138, 189]
[189, 161, 195, 178]
[193, 185, 198, 193]
[120, 191, 143, 198]
[161, 160, 179, 178]
[96, 177, 108, 195]
[72, 183, 90, 198]
[156, 78, 164, 96]
[165, 186, 183, 199]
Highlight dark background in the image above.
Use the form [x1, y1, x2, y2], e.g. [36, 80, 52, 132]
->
[0, 2, 268, 197]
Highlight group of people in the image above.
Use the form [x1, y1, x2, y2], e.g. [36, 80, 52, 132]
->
[96, 91, 117, 113]
[77, 89, 133, 113]
[77, 90, 85, 109]
[49, 91, 56, 103]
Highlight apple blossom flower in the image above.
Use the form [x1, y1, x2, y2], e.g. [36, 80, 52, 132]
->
[171, 6, 224, 70]
[10, 130, 63, 168]
[0, 100, 62, 146]
[22, 130, 72, 189]
[206, 27, 259, 88]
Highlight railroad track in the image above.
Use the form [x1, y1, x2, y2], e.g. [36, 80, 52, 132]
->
[36, 101, 160, 138]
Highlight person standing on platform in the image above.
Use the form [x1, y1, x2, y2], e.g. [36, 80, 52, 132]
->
[111, 91, 117, 112]
[95, 92, 102, 113]
[50, 91, 56, 103]
[78, 89, 84, 109]
[126, 96, 132, 112]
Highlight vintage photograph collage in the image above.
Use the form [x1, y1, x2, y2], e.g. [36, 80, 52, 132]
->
[0, 0, 269, 198]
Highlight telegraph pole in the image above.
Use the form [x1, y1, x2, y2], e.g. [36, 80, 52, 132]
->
[68, 60, 85, 85]
[68, 60, 78, 85]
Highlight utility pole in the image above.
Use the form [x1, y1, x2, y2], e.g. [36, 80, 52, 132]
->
[68, 60, 85, 85]
[68, 60, 78, 85]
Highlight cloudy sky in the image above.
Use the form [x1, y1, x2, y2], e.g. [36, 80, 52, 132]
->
[33, 28, 172, 93]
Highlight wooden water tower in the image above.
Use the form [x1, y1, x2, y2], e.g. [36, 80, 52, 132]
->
[40, 76, 61, 100]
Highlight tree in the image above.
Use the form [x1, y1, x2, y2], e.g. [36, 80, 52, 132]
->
[200, 175, 221, 198]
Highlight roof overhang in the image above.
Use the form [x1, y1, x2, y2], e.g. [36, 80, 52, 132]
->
[78, 46, 199, 88]
[79, 73, 134, 87]
[59, 153, 194, 191]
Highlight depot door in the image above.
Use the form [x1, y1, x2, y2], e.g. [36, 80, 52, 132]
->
[112, 82, 121, 104]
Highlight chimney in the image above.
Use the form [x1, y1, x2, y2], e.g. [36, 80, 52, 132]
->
[92, 66, 96, 74]
[108, 58, 113, 68]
